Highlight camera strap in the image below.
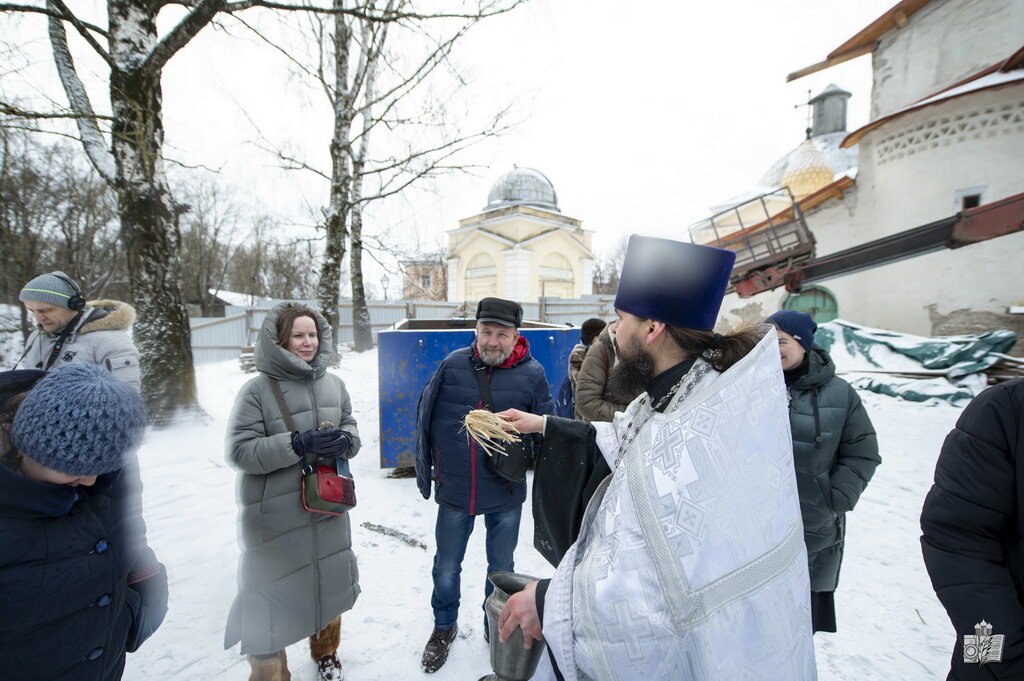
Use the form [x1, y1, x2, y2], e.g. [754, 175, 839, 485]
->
[42, 311, 83, 371]
[472, 358, 492, 409]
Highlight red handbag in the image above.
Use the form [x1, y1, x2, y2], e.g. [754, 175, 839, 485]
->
[268, 377, 357, 516]
[301, 460, 357, 516]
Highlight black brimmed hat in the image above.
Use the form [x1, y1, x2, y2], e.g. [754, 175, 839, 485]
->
[476, 297, 523, 328]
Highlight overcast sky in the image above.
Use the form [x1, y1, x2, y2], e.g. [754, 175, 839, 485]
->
[6, 0, 898, 293]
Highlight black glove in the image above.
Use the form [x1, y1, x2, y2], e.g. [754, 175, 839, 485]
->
[292, 427, 351, 458]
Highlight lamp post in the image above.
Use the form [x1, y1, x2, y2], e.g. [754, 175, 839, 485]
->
[381, 273, 390, 301]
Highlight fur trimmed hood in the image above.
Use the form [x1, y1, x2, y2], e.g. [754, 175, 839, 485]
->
[75, 299, 136, 336]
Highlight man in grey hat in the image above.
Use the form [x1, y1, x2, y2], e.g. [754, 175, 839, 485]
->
[14, 271, 141, 390]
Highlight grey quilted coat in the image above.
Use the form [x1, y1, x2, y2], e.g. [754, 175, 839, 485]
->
[789, 347, 880, 592]
[223, 303, 361, 654]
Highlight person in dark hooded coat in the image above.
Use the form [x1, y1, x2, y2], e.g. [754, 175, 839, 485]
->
[921, 378, 1024, 680]
[767, 310, 880, 633]
[0, 364, 165, 681]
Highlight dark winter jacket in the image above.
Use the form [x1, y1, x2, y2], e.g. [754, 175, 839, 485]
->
[224, 303, 361, 655]
[787, 347, 880, 592]
[15, 300, 141, 390]
[415, 336, 555, 515]
[0, 454, 166, 681]
[574, 326, 634, 422]
[921, 378, 1024, 680]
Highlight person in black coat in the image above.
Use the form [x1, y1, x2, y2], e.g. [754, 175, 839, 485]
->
[921, 377, 1024, 680]
[767, 311, 880, 633]
[0, 364, 167, 681]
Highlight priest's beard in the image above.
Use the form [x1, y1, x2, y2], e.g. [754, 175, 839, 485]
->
[607, 335, 654, 399]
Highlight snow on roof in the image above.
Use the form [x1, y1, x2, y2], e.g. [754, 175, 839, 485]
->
[842, 68, 1024, 147]
[208, 289, 273, 307]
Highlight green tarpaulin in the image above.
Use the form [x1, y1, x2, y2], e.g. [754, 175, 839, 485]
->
[812, 320, 1018, 406]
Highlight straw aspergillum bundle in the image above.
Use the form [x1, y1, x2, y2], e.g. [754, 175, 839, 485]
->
[462, 409, 521, 458]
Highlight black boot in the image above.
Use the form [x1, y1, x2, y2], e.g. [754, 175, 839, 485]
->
[420, 625, 458, 673]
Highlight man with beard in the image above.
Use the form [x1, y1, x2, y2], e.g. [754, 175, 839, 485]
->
[414, 297, 555, 673]
[573, 322, 647, 423]
[496, 236, 817, 681]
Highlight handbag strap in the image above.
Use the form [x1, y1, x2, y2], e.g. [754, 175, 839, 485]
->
[472, 358, 492, 409]
[266, 377, 297, 432]
[266, 376, 312, 471]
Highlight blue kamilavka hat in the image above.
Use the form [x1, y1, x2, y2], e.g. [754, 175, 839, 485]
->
[613, 235, 736, 331]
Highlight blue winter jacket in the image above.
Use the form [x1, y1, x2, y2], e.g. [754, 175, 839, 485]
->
[0, 454, 166, 681]
[415, 337, 556, 515]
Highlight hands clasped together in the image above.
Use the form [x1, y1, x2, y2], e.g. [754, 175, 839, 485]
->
[291, 427, 351, 459]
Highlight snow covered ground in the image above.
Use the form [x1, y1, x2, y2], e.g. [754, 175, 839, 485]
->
[123, 349, 962, 681]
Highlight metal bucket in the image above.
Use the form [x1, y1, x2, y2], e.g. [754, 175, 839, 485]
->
[479, 572, 546, 681]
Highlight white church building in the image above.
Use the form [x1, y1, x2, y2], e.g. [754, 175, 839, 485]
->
[701, 0, 1024, 352]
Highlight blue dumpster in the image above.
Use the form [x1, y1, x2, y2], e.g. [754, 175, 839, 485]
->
[377, 319, 580, 469]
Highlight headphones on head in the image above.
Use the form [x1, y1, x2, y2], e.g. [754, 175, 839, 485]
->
[51, 271, 86, 311]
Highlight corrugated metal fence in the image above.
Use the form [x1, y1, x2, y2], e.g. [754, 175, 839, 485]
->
[189, 296, 616, 365]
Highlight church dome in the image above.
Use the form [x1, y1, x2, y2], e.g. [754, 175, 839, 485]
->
[485, 167, 559, 212]
[780, 140, 835, 199]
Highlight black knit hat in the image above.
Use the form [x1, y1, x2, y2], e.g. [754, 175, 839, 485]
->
[0, 370, 48, 412]
[580, 318, 606, 345]
[766, 311, 817, 351]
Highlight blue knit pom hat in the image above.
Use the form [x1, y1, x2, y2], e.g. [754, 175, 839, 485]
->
[766, 310, 817, 351]
[11, 363, 147, 476]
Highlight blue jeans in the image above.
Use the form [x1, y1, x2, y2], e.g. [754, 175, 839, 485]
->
[430, 504, 522, 630]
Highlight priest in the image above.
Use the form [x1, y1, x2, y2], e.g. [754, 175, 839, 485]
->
[496, 235, 817, 681]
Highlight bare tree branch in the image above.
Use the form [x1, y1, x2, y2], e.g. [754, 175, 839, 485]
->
[228, 11, 326, 88]
[46, 9, 116, 183]
[0, 100, 114, 120]
[143, 0, 226, 72]
[220, 0, 525, 23]
[248, 139, 333, 180]
[47, 0, 114, 67]
[0, 123, 86, 142]
[0, 3, 109, 37]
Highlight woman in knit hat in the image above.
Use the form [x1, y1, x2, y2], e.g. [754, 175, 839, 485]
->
[224, 302, 361, 681]
[0, 363, 166, 681]
[765, 310, 881, 634]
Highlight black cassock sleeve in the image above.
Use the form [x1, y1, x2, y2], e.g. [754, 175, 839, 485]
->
[532, 416, 610, 567]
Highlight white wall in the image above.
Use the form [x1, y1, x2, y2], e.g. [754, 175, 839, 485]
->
[717, 83, 1024, 339]
[871, 0, 1024, 116]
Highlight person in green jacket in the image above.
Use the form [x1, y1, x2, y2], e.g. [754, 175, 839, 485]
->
[766, 310, 881, 633]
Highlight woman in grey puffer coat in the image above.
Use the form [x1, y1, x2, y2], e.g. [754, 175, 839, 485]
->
[224, 303, 360, 681]
[768, 311, 880, 634]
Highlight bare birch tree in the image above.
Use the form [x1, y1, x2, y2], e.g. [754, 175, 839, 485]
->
[0, 2, 231, 421]
[247, 0, 521, 353]
[1, 0, 521, 416]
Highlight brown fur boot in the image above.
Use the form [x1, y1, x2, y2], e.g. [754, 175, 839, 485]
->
[310, 617, 343, 681]
[246, 650, 291, 681]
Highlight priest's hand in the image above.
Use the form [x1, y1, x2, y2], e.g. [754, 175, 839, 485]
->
[498, 580, 542, 649]
[495, 409, 544, 434]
